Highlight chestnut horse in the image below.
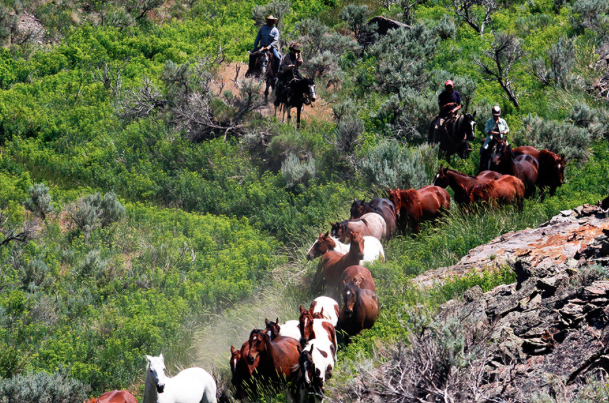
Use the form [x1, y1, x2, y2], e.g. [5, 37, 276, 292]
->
[309, 296, 340, 327]
[433, 165, 502, 206]
[350, 198, 397, 239]
[312, 231, 365, 298]
[468, 175, 525, 209]
[389, 186, 450, 234]
[339, 282, 379, 341]
[299, 306, 338, 348]
[230, 341, 259, 399]
[306, 232, 385, 264]
[330, 212, 386, 242]
[514, 146, 565, 198]
[492, 140, 539, 198]
[84, 391, 137, 403]
[246, 329, 301, 385]
[341, 265, 376, 292]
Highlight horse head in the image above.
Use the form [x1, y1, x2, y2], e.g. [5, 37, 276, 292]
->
[304, 78, 316, 105]
[342, 282, 359, 318]
[433, 165, 449, 188]
[247, 329, 268, 365]
[350, 198, 367, 219]
[539, 150, 566, 186]
[230, 346, 241, 375]
[389, 189, 402, 214]
[146, 354, 167, 394]
[463, 112, 477, 141]
[311, 306, 325, 320]
[299, 306, 315, 344]
[298, 348, 315, 388]
[307, 232, 335, 260]
[491, 139, 510, 166]
[348, 230, 365, 261]
[264, 318, 281, 339]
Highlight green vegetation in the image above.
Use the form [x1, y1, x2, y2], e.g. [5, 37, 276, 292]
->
[0, 0, 608, 399]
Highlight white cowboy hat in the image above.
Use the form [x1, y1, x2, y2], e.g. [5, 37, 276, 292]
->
[265, 15, 279, 22]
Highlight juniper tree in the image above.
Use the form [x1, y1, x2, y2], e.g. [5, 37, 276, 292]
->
[339, 4, 375, 43]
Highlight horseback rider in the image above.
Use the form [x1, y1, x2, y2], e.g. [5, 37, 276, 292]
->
[249, 15, 281, 77]
[274, 43, 303, 106]
[480, 105, 510, 170]
[430, 80, 462, 143]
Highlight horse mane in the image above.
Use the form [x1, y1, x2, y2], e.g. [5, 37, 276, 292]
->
[538, 149, 562, 166]
[400, 189, 420, 205]
[446, 168, 477, 180]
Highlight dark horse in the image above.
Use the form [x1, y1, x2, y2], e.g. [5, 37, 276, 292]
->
[274, 77, 316, 128]
[492, 139, 539, 199]
[245, 48, 277, 100]
[350, 198, 396, 239]
[429, 112, 477, 159]
[513, 146, 566, 199]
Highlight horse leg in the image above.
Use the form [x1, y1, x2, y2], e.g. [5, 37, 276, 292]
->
[297, 104, 302, 129]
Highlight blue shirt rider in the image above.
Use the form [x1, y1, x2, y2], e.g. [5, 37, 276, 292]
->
[250, 15, 281, 76]
[480, 105, 510, 170]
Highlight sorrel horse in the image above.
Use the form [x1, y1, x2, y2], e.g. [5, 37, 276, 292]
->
[312, 231, 365, 297]
[230, 341, 259, 399]
[274, 77, 316, 129]
[330, 212, 386, 242]
[468, 175, 525, 209]
[84, 391, 137, 403]
[264, 318, 301, 341]
[246, 329, 301, 385]
[429, 112, 477, 159]
[514, 147, 565, 198]
[433, 165, 502, 206]
[306, 232, 384, 264]
[350, 198, 397, 239]
[491, 139, 539, 198]
[338, 282, 379, 341]
[245, 48, 277, 100]
[298, 338, 335, 403]
[309, 296, 340, 327]
[299, 306, 337, 348]
[341, 265, 376, 292]
[389, 186, 450, 234]
[143, 354, 217, 403]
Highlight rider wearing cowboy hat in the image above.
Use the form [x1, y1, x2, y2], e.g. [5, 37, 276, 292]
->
[251, 15, 281, 75]
[274, 43, 304, 106]
[480, 105, 510, 170]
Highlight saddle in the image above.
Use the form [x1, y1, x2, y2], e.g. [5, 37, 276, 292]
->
[431, 115, 462, 145]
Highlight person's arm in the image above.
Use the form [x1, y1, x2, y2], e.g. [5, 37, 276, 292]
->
[450, 92, 462, 114]
[279, 54, 291, 73]
[268, 27, 279, 48]
[502, 120, 509, 135]
[296, 53, 303, 66]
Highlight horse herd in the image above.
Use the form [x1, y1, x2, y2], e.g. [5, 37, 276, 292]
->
[83, 142, 564, 403]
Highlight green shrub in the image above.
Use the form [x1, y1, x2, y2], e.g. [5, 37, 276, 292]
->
[0, 369, 90, 403]
[24, 183, 54, 221]
[281, 152, 317, 190]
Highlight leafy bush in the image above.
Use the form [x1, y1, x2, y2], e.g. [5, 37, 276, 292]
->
[24, 183, 53, 221]
[335, 116, 365, 155]
[68, 192, 125, 240]
[281, 152, 316, 190]
[530, 36, 577, 88]
[18, 257, 52, 292]
[0, 369, 90, 403]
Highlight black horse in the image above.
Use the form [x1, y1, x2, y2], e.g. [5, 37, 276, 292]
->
[429, 112, 477, 159]
[479, 134, 503, 172]
[245, 48, 277, 100]
[274, 77, 316, 128]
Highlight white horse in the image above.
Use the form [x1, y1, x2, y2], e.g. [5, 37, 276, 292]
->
[309, 296, 339, 328]
[306, 235, 385, 265]
[143, 354, 217, 403]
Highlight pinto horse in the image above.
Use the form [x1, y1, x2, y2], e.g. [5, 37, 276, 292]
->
[299, 306, 338, 349]
[429, 112, 477, 159]
[298, 338, 335, 403]
[338, 282, 379, 341]
[230, 341, 260, 399]
[309, 296, 340, 328]
[514, 147, 565, 198]
[341, 265, 376, 292]
[491, 140, 539, 199]
[389, 186, 450, 234]
[246, 329, 301, 385]
[264, 318, 301, 341]
[350, 198, 397, 239]
[245, 49, 277, 100]
[468, 175, 525, 209]
[274, 77, 316, 129]
[84, 391, 137, 403]
[306, 232, 385, 264]
[312, 231, 365, 297]
[330, 212, 386, 242]
[433, 165, 502, 206]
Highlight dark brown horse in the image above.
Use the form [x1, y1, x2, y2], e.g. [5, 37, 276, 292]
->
[429, 112, 477, 159]
[350, 198, 396, 239]
[514, 147, 565, 198]
[491, 140, 539, 198]
[389, 186, 450, 234]
[246, 48, 277, 100]
[433, 165, 502, 206]
[468, 175, 525, 209]
[246, 329, 301, 384]
[230, 341, 260, 399]
[298, 306, 337, 348]
[341, 265, 376, 292]
[274, 77, 316, 129]
[338, 283, 379, 341]
[312, 231, 365, 297]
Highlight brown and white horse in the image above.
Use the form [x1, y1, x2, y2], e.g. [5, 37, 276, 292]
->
[330, 212, 386, 242]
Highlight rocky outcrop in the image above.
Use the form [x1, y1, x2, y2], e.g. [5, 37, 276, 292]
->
[413, 200, 609, 288]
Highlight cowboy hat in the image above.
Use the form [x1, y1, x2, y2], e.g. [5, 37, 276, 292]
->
[265, 15, 278, 22]
[289, 43, 301, 51]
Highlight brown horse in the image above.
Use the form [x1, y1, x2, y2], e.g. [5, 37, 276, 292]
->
[350, 198, 397, 239]
[230, 341, 260, 399]
[389, 186, 450, 234]
[514, 147, 565, 198]
[338, 282, 380, 341]
[330, 212, 386, 242]
[492, 140, 539, 198]
[299, 306, 338, 348]
[341, 265, 376, 292]
[83, 391, 137, 403]
[246, 329, 301, 384]
[468, 175, 525, 208]
[312, 231, 365, 297]
[433, 165, 502, 206]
